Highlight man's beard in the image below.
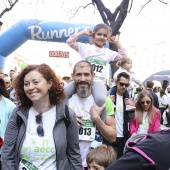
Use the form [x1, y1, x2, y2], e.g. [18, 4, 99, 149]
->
[76, 82, 91, 98]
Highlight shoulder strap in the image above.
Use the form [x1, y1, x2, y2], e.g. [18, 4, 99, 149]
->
[17, 105, 70, 129]
[64, 105, 70, 129]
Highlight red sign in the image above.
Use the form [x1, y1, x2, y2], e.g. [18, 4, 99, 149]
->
[49, 51, 69, 58]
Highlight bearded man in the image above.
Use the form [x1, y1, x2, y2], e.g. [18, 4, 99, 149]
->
[67, 60, 117, 170]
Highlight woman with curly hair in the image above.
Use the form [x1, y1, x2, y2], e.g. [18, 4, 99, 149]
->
[130, 90, 161, 136]
[1, 64, 82, 170]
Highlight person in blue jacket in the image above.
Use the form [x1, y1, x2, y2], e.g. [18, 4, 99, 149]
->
[0, 78, 16, 165]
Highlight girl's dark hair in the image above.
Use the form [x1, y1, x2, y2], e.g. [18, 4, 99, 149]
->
[0, 78, 9, 98]
[90, 23, 112, 44]
[15, 63, 65, 108]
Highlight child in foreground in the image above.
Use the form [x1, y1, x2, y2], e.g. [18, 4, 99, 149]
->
[86, 144, 117, 170]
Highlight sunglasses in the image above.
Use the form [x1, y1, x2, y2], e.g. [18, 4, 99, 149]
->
[35, 114, 44, 137]
[140, 100, 151, 105]
[119, 82, 129, 87]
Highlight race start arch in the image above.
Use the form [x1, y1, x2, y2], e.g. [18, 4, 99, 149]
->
[0, 19, 94, 69]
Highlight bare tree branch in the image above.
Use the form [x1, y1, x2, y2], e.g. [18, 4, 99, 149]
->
[0, 0, 18, 18]
[92, 0, 112, 25]
[137, 0, 152, 15]
[128, 0, 133, 12]
[69, 3, 93, 19]
[159, 0, 168, 4]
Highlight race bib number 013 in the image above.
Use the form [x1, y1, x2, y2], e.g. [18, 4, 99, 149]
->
[79, 119, 96, 141]
[19, 159, 40, 170]
[86, 58, 107, 78]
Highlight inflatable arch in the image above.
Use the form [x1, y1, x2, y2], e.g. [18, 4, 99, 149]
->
[0, 19, 94, 69]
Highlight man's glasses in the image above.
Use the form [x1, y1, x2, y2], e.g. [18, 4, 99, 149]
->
[35, 114, 44, 137]
[119, 82, 129, 88]
[140, 100, 151, 105]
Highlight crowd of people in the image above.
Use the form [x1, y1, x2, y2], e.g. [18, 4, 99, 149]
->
[0, 23, 169, 169]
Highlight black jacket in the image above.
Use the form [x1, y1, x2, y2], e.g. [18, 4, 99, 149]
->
[147, 89, 159, 109]
[110, 86, 134, 141]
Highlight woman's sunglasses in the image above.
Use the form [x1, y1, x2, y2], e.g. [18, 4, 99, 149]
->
[119, 82, 130, 88]
[140, 100, 151, 105]
[35, 114, 44, 137]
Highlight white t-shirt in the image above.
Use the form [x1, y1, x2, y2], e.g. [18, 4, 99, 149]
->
[19, 106, 57, 170]
[115, 94, 124, 137]
[166, 93, 170, 104]
[78, 43, 118, 82]
[68, 94, 95, 168]
[158, 94, 168, 108]
[138, 112, 149, 134]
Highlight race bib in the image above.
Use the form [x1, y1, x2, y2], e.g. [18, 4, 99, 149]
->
[79, 119, 96, 141]
[86, 58, 107, 78]
[19, 159, 40, 170]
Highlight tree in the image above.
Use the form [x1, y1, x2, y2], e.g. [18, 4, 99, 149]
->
[71, 0, 169, 77]
[92, 0, 130, 76]
[0, 0, 18, 18]
[0, 0, 168, 76]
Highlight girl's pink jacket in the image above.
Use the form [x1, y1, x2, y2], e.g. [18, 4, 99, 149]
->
[130, 107, 161, 136]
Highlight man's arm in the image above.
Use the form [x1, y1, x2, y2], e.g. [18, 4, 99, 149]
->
[90, 103, 117, 143]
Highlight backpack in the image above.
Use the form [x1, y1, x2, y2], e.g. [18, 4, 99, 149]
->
[106, 129, 170, 170]
[17, 105, 70, 128]
[126, 129, 170, 170]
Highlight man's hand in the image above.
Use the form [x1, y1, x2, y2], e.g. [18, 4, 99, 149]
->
[76, 116, 84, 127]
[90, 103, 106, 123]
[124, 98, 135, 106]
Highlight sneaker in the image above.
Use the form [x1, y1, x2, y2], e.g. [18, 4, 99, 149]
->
[126, 105, 136, 111]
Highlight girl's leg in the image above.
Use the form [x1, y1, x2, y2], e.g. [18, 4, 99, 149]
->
[92, 80, 107, 122]
[63, 81, 76, 106]
[64, 81, 76, 98]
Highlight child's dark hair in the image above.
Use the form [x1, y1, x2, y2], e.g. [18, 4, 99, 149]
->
[116, 57, 132, 68]
[90, 23, 112, 44]
[86, 144, 117, 168]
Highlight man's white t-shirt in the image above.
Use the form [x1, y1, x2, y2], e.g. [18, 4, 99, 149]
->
[19, 106, 56, 170]
[138, 112, 149, 134]
[68, 94, 95, 168]
[115, 94, 124, 137]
